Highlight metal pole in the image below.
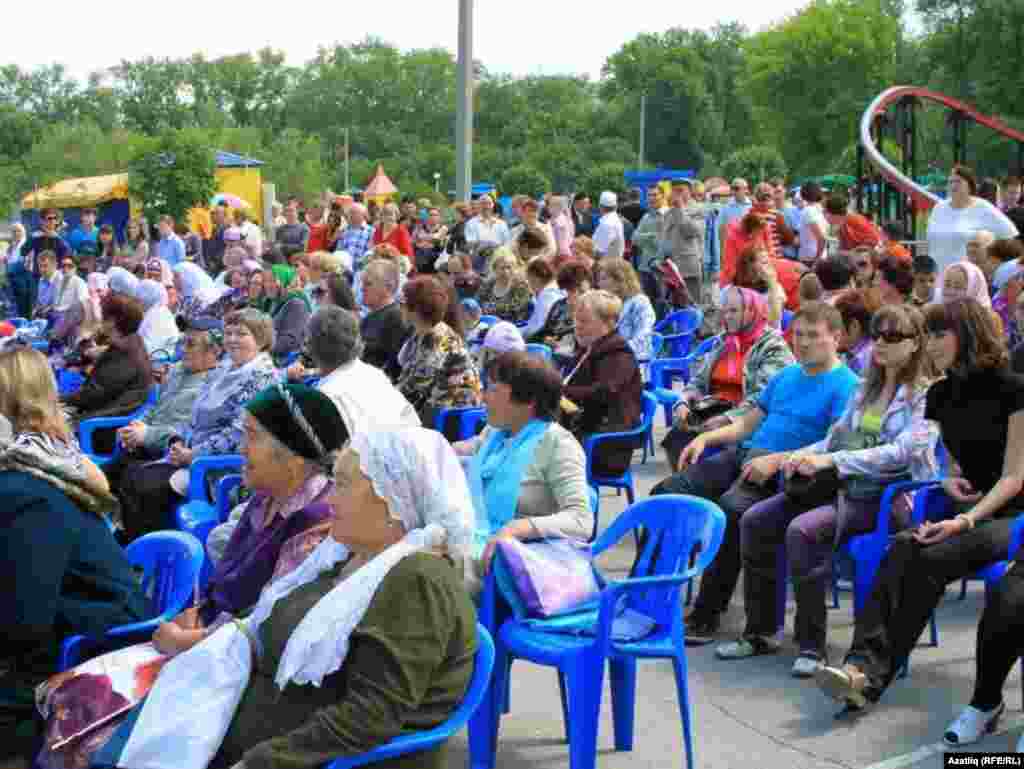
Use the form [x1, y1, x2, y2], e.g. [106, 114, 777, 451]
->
[344, 127, 350, 193]
[638, 92, 647, 168]
[455, 0, 474, 202]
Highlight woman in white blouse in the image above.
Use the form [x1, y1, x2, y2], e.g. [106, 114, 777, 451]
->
[926, 164, 1018, 273]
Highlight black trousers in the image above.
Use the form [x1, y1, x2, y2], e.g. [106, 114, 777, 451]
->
[117, 461, 183, 542]
[844, 517, 1016, 700]
[651, 446, 778, 618]
[971, 559, 1024, 710]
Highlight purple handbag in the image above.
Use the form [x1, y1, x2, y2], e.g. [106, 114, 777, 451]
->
[495, 538, 600, 618]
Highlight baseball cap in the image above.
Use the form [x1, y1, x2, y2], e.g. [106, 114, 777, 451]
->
[599, 191, 618, 208]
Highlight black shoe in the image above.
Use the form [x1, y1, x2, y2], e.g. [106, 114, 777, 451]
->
[684, 612, 720, 646]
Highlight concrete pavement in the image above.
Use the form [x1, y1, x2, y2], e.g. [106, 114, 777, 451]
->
[449, 422, 1022, 768]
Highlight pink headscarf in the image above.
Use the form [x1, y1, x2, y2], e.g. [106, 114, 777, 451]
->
[935, 261, 992, 309]
[721, 286, 769, 356]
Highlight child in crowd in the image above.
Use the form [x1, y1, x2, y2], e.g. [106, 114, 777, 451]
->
[911, 254, 937, 306]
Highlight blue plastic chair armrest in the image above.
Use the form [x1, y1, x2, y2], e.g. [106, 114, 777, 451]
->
[188, 454, 244, 502]
[80, 416, 135, 454]
[106, 617, 164, 639]
[874, 480, 942, 540]
[1007, 513, 1024, 561]
[59, 624, 161, 671]
[583, 427, 645, 453]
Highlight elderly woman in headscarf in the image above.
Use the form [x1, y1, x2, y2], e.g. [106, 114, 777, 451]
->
[935, 260, 1004, 334]
[115, 308, 278, 540]
[88, 425, 476, 769]
[174, 261, 224, 322]
[35, 384, 352, 769]
[136, 279, 181, 355]
[661, 287, 795, 469]
[262, 263, 313, 366]
[106, 266, 139, 300]
[82, 272, 108, 339]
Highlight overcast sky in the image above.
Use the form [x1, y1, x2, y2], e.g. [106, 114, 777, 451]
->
[4, 1, 811, 83]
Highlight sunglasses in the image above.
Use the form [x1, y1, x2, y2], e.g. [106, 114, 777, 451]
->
[755, 194, 772, 202]
[44, 216, 59, 222]
[855, 261, 871, 269]
[871, 329, 912, 344]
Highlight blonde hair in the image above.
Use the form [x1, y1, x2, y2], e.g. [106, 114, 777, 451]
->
[488, 245, 521, 276]
[599, 258, 642, 299]
[578, 289, 623, 326]
[573, 236, 595, 259]
[0, 348, 70, 440]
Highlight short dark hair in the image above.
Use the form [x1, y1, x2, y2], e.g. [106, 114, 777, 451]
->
[525, 258, 555, 283]
[325, 272, 356, 311]
[40, 207, 60, 220]
[814, 258, 853, 292]
[99, 223, 114, 235]
[402, 275, 449, 325]
[573, 192, 589, 204]
[81, 207, 97, 217]
[834, 290, 873, 333]
[878, 257, 914, 297]
[824, 194, 849, 216]
[924, 298, 1008, 372]
[987, 238, 1024, 265]
[978, 178, 1000, 205]
[768, 176, 786, 188]
[101, 293, 145, 336]
[556, 262, 592, 292]
[795, 299, 844, 332]
[912, 254, 938, 274]
[489, 351, 563, 420]
[800, 182, 824, 203]
[951, 164, 978, 195]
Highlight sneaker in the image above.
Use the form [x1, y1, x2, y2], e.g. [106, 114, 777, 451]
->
[715, 636, 781, 660]
[814, 663, 868, 709]
[791, 652, 825, 678]
[684, 612, 720, 646]
[943, 702, 1005, 746]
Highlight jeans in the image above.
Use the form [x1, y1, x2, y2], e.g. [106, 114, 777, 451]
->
[651, 445, 778, 618]
[741, 493, 878, 654]
[971, 560, 1024, 710]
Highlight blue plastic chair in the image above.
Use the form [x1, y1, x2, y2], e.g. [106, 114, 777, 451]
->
[584, 393, 657, 521]
[780, 309, 795, 332]
[78, 385, 161, 467]
[654, 308, 703, 358]
[8, 317, 28, 329]
[479, 315, 500, 327]
[324, 623, 495, 769]
[31, 339, 49, 352]
[649, 338, 718, 428]
[433, 405, 488, 440]
[525, 342, 553, 362]
[175, 454, 246, 553]
[514, 300, 536, 330]
[215, 474, 244, 521]
[58, 530, 205, 670]
[481, 495, 726, 769]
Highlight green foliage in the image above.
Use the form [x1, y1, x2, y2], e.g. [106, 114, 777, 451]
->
[129, 130, 218, 224]
[718, 146, 788, 184]
[579, 162, 629, 201]
[500, 165, 551, 199]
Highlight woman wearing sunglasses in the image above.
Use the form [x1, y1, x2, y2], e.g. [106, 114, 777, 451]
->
[715, 304, 938, 678]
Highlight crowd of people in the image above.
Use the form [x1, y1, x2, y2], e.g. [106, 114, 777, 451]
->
[4, 163, 1024, 766]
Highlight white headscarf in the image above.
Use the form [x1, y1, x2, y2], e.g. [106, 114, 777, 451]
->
[174, 261, 223, 306]
[136, 279, 180, 354]
[117, 426, 475, 769]
[934, 260, 993, 309]
[107, 266, 139, 298]
[87, 273, 108, 326]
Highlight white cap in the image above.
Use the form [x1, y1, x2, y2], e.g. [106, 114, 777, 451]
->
[599, 191, 617, 208]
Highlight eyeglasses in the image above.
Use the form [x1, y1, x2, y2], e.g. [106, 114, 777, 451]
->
[44, 216, 59, 222]
[755, 194, 772, 202]
[871, 329, 912, 344]
[854, 261, 870, 269]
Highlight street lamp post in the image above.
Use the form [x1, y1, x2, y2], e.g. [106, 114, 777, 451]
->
[455, 0, 474, 203]
[433, 172, 441, 194]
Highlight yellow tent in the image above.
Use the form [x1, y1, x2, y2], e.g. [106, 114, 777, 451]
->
[364, 164, 399, 206]
[22, 173, 130, 210]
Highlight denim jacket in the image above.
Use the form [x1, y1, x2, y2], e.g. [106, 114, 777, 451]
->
[803, 382, 939, 482]
[679, 327, 795, 423]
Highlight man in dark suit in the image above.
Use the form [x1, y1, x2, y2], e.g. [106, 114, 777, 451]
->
[572, 192, 595, 238]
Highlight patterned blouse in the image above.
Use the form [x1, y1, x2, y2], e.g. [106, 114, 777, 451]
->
[396, 322, 482, 419]
[477, 276, 533, 323]
[617, 293, 657, 360]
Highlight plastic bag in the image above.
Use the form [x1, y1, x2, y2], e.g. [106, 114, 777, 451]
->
[495, 538, 599, 618]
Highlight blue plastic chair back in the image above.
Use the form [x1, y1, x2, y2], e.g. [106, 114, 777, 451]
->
[215, 474, 244, 524]
[8, 317, 28, 329]
[59, 530, 205, 670]
[594, 495, 725, 627]
[434, 406, 488, 440]
[324, 623, 495, 769]
[525, 343, 553, 362]
[654, 308, 703, 358]
[781, 309, 795, 332]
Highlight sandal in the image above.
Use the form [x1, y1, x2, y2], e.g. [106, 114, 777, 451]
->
[814, 663, 868, 708]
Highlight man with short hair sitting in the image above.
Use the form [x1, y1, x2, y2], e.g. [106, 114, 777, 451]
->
[652, 302, 859, 644]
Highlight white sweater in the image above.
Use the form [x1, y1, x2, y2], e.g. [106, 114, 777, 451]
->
[926, 197, 1018, 273]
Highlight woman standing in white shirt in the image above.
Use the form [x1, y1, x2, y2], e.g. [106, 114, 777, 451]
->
[926, 164, 1018, 273]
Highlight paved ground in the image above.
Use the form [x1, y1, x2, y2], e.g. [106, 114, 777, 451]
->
[448, 422, 1023, 768]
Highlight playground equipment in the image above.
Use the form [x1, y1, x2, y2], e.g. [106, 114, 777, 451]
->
[857, 86, 1024, 238]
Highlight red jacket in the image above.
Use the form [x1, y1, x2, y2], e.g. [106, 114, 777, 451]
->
[372, 223, 413, 257]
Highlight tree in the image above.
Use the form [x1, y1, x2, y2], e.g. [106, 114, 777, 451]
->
[579, 162, 628, 200]
[744, 0, 901, 176]
[129, 129, 217, 224]
[261, 128, 327, 203]
[500, 164, 551, 198]
[718, 146, 788, 184]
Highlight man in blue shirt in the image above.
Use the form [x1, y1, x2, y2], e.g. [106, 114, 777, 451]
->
[66, 207, 100, 256]
[14, 208, 71, 317]
[155, 215, 186, 266]
[652, 301, 859, 644]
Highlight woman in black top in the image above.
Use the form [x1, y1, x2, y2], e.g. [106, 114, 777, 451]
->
[814, 298, 1024, 715]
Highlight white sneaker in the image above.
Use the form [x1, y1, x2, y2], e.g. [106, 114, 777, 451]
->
[791, 653, 824, 678]
[943, 702, 1005, 746]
